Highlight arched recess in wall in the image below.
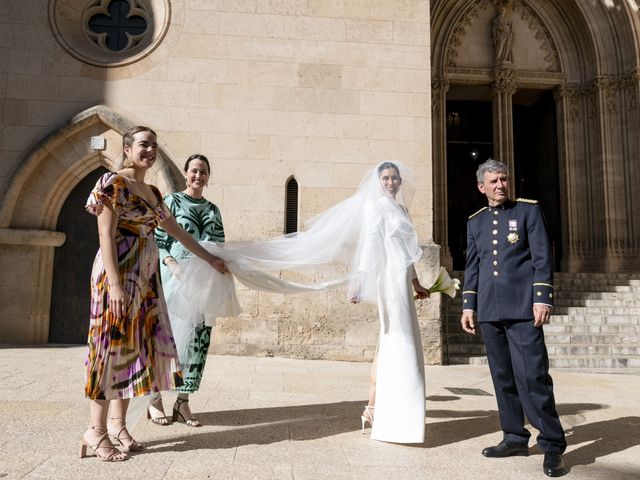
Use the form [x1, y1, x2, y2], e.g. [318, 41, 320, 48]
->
[284, 176, 299, 234]
[0, 104, 182, 230]
[0, 104, 182, 343]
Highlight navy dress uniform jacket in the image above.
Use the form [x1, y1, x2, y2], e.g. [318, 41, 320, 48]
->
[462, 199, 554, 322]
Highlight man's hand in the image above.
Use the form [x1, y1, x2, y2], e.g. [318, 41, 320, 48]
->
[461, 310, 476, 335]
[533, 304, 552, 328]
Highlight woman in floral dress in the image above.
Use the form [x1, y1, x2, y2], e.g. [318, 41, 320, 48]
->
[151, 154, 225, 427]
[80, 126, 228, 461]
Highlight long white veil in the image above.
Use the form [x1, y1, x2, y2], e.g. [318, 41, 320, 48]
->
[165, 160, 422, 362]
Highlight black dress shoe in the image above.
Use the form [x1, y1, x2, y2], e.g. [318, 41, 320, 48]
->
[543, 452, 568, 477]
[482, 441, 529, 458]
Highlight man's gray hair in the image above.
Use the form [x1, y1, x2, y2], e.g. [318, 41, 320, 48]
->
[476, 159, 509, 183]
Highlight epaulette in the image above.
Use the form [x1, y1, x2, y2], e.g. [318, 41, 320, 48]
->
[468, 206, 488, 219]
[516, 198, 538, 204]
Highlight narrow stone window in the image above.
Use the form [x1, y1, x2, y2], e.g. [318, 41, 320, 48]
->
[285, 176, 298, 234]
[87, 0, 148, 52]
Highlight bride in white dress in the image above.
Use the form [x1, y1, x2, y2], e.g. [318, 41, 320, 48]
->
[349, 162, 429, 443]
[165, 160, 429, 444]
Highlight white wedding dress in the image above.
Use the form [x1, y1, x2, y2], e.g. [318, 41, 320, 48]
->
[358, 196, 425, 443]
[165, 161, 426, 443]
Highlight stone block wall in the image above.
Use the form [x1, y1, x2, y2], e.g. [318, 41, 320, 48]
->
[0, 1, 440, 362]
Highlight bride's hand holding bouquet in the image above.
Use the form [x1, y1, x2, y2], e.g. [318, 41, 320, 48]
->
[415, 267, 460, 300]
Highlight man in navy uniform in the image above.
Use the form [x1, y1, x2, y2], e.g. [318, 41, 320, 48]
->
[461, 159, 567, 477]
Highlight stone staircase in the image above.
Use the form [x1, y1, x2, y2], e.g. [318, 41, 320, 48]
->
[444, 272, 640, 373]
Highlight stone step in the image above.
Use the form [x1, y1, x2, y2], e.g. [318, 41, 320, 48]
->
[554, 298, 640, 307]
[447, 355, 488, 366]
[549, 315, 640, 325]
[553, 290, 640, 298]
[447, 344, 486, 355]
[543, 324, 640, 334]
[547, 345, 640, 355]
[448, 341, 640, 356]
[445, 272, 640, 371]
[553, 307, 640, 315]
[544, 333, 640, 345]
[447, 354, 640, 372]
[554, 285, 640, 293]
[446, 315, 640, 327]
[549, 355, 640, 369]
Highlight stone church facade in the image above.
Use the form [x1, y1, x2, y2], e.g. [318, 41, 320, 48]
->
[0, 0, 638, 365]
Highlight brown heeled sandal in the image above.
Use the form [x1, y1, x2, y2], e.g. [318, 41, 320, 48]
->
[173, 397, 202, 427]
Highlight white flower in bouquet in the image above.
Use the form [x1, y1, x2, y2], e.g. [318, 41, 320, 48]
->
[428, 267, 461, 298]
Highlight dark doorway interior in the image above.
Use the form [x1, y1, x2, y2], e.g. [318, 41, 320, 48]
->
[446, 98, 494, 270]
[49, 167, 107, 344]
[445, 87, 562, 271]
[513, 89, 562, 270]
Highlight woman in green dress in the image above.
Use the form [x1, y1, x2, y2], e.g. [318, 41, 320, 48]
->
[152, 154, 225, 427]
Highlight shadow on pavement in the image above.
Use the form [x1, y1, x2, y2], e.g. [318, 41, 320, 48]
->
[563, 416, 640, 469]
[141, 401, 614, 456]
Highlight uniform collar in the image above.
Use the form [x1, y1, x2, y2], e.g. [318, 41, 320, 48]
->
[487, 199, 514, 211]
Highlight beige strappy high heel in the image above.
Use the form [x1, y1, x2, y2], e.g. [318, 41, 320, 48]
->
[361, 405, 375, 433]
[79, 426, 128, 462]
[107, 419, 144, 452]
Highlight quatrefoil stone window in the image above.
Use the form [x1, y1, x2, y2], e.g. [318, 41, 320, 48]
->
[49, 0, 172, 68]
[86, 0, 149, 52]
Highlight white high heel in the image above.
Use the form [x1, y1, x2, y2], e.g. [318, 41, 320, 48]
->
[360, 406, 374, 433]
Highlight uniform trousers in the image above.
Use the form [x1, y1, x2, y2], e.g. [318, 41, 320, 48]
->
[480, 320, 566, 453]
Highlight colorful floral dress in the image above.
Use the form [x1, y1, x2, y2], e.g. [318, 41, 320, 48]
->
[84, 173, 183, 400]
[155, 192, 225, 393]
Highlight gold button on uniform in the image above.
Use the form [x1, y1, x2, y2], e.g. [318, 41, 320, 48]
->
[492, 239, 498, 245]
[493, 220, 498, 225]
[494, 211, 499, 215]
[493, 271, 499, 276]
[493, 260, 498, 265]
[493, 250, 497, 255]
[492, 229, 498, 235]
[537, 291, 542, 296]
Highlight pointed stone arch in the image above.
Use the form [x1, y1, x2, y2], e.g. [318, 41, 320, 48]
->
[0, 104, 181, 231]
[0, 104, 182, 343]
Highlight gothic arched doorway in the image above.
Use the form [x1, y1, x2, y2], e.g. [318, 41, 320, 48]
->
[431, 0, 640, 273]
[445, 86, 562, 271]
[49, 167, 107, 344]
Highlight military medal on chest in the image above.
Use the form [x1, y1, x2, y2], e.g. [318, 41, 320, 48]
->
[507, 219, 519, 244]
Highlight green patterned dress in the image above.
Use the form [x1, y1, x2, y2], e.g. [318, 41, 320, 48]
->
[155, 192, 225, 393]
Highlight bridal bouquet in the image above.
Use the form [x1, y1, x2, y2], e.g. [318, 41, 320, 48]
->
[427, 267, 461, 298]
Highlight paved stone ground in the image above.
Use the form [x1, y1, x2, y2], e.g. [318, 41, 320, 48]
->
[0, 345, 639, 480]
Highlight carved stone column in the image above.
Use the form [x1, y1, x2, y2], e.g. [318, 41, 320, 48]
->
[491, 68, 516, 186]
[620, 68, 640, 268]
[556, 81, 609, 272]
[553, 84, 582, 272]
[595, 73, 640, 271]
[431, 77, 452, 269]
